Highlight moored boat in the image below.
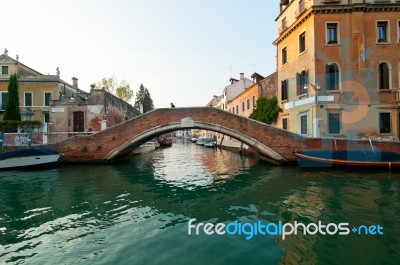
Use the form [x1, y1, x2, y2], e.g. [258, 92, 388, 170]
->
[293, 150, 400, 169]
[0, 148, 61, 169]
[131, 142, 156, 155]
[196, 137, 212, 145]
[156, 136, 173, 147]
[204, 141, 216, 148]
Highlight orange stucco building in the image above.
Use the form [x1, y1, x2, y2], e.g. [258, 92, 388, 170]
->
[274, 0, 400, 140]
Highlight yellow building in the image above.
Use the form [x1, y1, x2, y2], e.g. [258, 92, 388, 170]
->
[0, 50, 81, 124]
[274, 0, 400, 140]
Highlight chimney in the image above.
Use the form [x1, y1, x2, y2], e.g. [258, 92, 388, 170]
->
[240, 73, 244, 80]
[72, 77, 78, 88]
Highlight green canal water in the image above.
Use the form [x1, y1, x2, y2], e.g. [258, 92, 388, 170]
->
[0, 139, 399, 264]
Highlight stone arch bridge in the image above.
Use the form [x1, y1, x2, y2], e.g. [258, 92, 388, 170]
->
[47, 107, 400, 163]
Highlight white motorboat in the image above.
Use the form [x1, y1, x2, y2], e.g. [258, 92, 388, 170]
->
[196, 137, 212, 145]
[0, 148, 61, 169]
[204, 141, 216, 148]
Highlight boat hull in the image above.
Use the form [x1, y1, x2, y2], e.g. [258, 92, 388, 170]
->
[0, 148, 61, 169]
[293, 150, 400, 169]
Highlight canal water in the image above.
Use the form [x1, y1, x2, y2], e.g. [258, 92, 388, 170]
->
[0, 139, 399, 264]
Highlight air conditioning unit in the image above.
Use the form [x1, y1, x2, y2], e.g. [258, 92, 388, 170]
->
[397, 90, 400, 101]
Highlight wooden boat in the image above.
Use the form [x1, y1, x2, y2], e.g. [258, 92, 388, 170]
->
[0, 148, 61, 169]
[156, 136, 173, 147]
[293, 150, 400, 169]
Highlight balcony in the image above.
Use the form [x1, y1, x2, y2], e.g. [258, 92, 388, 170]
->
[279, 25, 288, 34]
[279, 18, 288, 34]
[295, 2, 307, 18]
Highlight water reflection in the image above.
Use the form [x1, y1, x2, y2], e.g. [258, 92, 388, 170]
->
[0, 141, 399, 264]
[148, 139, 257, 189]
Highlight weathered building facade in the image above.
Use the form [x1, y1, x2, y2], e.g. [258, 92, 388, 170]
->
[227, 72, 277, 118]
[274, 0, 400, 140]
[216, 73, 254, 111]
[49, 87, 141, 141]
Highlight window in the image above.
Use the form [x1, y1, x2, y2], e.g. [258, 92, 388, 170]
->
[398, 20, 400, 42]
[282, 118, 288, 130]
[252, 96, 256, 109]
[247, 99, 250, 110]
[44, 92, 52, 106]
[0, 92, 8, 110]
[282, 47, 287, 65]
[326, 23, 338, 44]
[376, 21, 389, 43]
[236, 105, 239, 114]
[328, 113, 340, 134]
[280, 17, 287, 33]
[297, 0, 305, 15]
[43, 112, 50, 123]
[378, 62, 390, 90]
[379, 112, 391, 133]
[242, 101, 245, 112]
[299, 32, 306, 53]
[297, 70, 308, 95]
[1, 66, 8, 75]
[326, 63, 339, 90]
[281, 79, 288, 101]
[24, 92, 33, 107]
[300, 114, 308, 135]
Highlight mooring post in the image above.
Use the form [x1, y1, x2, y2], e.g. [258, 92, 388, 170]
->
[219, 135, 225, 149]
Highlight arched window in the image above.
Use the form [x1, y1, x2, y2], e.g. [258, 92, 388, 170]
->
[326, 63, 339, 91]
[378, 62, 390, 90]
[296, 70, 308, 95]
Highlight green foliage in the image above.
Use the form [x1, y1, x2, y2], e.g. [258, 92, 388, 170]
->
[0, 120, 42, 133]
[94, 76, 134, 102]
[115, 80, 134, 102]
[3, 73, 21, 121]
[133, 84, 155, 113]
[249, 96, 282, 124]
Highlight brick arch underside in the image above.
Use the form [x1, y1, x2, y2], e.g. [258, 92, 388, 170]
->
[103, 121, 286, 161]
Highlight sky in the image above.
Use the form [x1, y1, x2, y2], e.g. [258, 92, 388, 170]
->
[3, 0, 279, 108]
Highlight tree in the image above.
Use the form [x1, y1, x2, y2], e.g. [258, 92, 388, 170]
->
[249, 96, 282, 124]
[134, 84, 154, 113]
[4, 73, 21, 121]
[94, 76, 134, 102]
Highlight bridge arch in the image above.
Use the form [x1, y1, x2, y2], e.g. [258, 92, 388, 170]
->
[104, 119, 285, 161]
[47, 107, 318, 163]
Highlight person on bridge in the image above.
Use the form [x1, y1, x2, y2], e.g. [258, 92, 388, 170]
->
[170, 102, 175, 108]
